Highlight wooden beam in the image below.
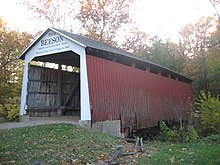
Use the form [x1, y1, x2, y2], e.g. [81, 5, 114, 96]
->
[28, 92, 57, 95]
[146, 66, 150, 72]
[158, 70, 161, 75]
[28, 79, 57, 83]
[56, 64, 62, 116]
[27, 107, 58, 111]
[131, 62, 135, 68]
[60, 106, 80, 110]
[64, 77, 79, 106]
[107, 138, 144, 164]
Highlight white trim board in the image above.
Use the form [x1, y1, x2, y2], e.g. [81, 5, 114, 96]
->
[19, 29, 91, 121]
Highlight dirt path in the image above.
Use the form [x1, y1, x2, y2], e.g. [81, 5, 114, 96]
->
[0, 116, 80, 130]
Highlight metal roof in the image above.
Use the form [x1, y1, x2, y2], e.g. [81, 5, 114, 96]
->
[19, 27, 192, 82]
[53, 28, 139, 59]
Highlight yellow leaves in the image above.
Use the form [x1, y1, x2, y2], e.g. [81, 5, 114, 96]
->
[0, 18, 32, 119]
[0, 17, 7, 29]
[197, 91, 220, 133]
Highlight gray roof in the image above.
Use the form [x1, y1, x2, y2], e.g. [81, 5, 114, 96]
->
[53, 28, 142, 60]
[19, 27, 192, 82]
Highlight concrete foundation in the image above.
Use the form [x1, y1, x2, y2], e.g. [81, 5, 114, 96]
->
[78, 120, 91, 128]
[78, 120, 124, 137]
[92, 120, 124, 138]
[19, 115, 30, 122]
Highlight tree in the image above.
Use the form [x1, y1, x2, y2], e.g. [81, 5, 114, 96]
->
[0, 17, 33, 118]
[207, 24, 220, 95]
[21, 0, 134, 45]
[209, 0, 220, 21]
[76, 0, 133, 45]
[197, 91, 220, 134]
[179, 17, 216, 94]
[206, 48, 220, 96]
[120, 26, 150, 55]
[140, 36, 186, 73]
[21, 0, 76, 30]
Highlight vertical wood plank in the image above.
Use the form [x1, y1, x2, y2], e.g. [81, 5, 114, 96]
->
[56, 64, 62, 115]
[20, 61, 30, 115]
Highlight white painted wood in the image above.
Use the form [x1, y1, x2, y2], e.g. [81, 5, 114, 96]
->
[19, 28, 91, 120]
[19, 29, 48, 59]
[19, 27, 86, 60]
[80, 50, 91, 121]
[19, 59, 31, 115]
[26, 30, 85, 59]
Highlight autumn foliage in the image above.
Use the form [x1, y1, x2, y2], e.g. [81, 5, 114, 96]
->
[197, 91, 220, 134]
[0, 17, 32, 119]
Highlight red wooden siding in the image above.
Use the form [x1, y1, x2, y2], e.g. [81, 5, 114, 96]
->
[86, 55, 193, 129]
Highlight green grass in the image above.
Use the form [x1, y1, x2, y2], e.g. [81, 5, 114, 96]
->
[0, 117, 8, 123]
[0, 124, 124, 164]
[152, 142, 220, 164]
[1, 124, 220, 165]
[137, 139, 220, 165]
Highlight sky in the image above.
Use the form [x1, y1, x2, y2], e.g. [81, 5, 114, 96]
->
[0, 0, 48, 32]
[0, 0, 218, 41]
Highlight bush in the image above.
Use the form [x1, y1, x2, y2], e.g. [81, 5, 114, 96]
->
[185, 126, 199, 142]
[160, 121, 199, 143]
[0, 104, 7, 117]
[160, 121, 175, 142]
[197, 91, 220, 134]
[7, 104, 19, 121]
[6, 97, 20, 121]
[200, 134, 220, 143]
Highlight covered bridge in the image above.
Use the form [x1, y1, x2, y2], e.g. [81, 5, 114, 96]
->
[19, 27, 193, 137]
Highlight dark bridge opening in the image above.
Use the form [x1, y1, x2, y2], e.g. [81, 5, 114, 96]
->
[26, 51, 81, 117]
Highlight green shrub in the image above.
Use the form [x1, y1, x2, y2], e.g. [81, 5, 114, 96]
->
[160, 121, 199, 143]
[160, 121, 175, 142]
[200, 134, 220, 143]
[6, 97, 20, 121]
[185, 126, 199, 142]
[7, 104, 19, 121]
[197, 91, 220, 134]
[0, 104, 7, 117]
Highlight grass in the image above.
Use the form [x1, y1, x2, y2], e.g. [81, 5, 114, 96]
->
[0, 117, 8, 124]
[136, 139, 220, 165]
[0, 124, 124, 164]
[152, 142, 220, 164]
[1, 124, 220, 165]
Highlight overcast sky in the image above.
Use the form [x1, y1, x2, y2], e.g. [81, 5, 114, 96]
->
[0, 0, 218, 41]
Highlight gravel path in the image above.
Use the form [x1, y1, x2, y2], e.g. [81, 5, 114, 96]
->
[0, 116, 80, 130]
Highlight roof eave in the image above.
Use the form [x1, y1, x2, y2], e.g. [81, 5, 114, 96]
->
[86, 47, 193, 82]
[18, 28, 49, 60]
[50, 27, 86, 48]
[18, 27, 86, 60]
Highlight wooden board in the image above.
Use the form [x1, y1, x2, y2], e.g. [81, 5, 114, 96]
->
[27, 65, 80, 115]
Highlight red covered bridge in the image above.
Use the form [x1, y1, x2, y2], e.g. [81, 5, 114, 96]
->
[19, 28, 193, 137]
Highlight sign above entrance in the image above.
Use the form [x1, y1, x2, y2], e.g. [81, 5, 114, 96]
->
[29, 30, 72, 57]
[40, 32, 64, 47]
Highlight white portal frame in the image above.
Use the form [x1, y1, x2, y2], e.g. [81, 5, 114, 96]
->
[19, 28, 91, 121]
